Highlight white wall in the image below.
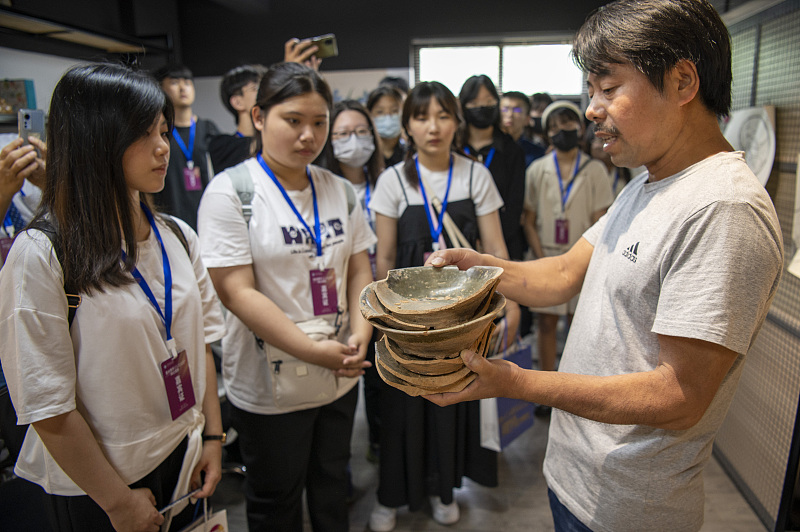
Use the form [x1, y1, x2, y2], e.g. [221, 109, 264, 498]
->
[0, 47, 85, 113]
[192, 67, 410, 134]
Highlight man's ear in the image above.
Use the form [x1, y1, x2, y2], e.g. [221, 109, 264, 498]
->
[670, 59, 701, 107]
[230, 94, 246, 113]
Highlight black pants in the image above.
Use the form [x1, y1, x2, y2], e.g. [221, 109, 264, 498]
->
[0, 386, 27, 465]
[45, 437, 196, 531]
[231, 385, 358, 532]
[363, 329, 382, 447]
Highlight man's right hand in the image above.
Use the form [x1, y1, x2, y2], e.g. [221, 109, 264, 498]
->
[425, 248, 483, 271]
[106, 487, 164, 532]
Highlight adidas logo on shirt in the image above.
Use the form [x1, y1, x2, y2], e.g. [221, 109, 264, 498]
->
[622, 242, 639, 263]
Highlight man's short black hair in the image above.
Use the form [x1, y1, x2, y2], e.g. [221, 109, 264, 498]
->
[379, 76, 409, 94]
[530, 93, 553, 113]
[220, 64, 266, 119]
[501, 91, 531, 115]
[572, 0, 731, 117]
[152, 63, 193, 83]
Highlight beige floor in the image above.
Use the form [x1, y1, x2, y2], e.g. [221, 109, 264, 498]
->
[210, 382, 766, 532]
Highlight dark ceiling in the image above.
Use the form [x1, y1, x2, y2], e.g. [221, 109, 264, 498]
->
[1, 0, 741, 76]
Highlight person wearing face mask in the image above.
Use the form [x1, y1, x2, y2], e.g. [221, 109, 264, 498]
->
[319, 100, 385, 463]
[367, 85, 407, 167]
[522, 101, 613, 410]
[458, 76, 528, 270]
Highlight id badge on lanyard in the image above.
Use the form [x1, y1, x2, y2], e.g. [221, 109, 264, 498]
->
[125, 202, 196, 420]
[553, 152, 580, 246]
[174, 120, 202, 191]
[258, 154, 339, 316]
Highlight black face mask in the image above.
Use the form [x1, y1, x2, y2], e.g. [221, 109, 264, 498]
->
[531, 116, 543, 134]
[550, 129, 580, 152]
[464, 105, 498, 129]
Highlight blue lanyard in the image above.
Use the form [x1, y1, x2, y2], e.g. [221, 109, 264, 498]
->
[364, 178, 372, 220]
[464, 146, 495, 168]
[234, 131, 245, 138]
[172, 119, 197, 167]
[415, 155, 453, 244]
[553, 151, 581, 211]
[257, 154, 323, 257]
[121, 202, 175, 354]
[612, 168, 620, 192]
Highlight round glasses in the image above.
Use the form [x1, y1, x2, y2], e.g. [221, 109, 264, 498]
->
[331, 127, 372, 140]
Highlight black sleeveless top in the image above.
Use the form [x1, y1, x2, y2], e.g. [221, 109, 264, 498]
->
[390, 162, 478, 269]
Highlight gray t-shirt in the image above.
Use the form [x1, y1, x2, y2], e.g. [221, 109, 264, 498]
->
[543, 152, 783, 532]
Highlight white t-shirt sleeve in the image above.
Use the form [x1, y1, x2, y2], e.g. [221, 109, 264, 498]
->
[197, 172, 253, 268]
[345, 184, 378, 255]
[586, 160, 615, 213]
[370, 166, 405, 219]
[470, 162, 504, 216]
[173, 218, 226, 343]
[0, 231, 77, 424]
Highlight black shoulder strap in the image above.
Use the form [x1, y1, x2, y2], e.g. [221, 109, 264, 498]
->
[30, 220, 81, 328]
[469, 160, 475, 199]
[160, 215, 191, 256]
[391, 165, 410, 205]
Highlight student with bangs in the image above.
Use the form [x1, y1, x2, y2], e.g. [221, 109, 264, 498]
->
[197, 62, 375, 532]
[0, 63, 226, 532]
[368, 81, 519, 531]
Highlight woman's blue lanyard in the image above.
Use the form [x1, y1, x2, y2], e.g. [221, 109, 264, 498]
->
[364, 177, 372, 220]
[121, 202, 176, 357]
[612, 168, 620, 192]
[172, 119, 197, 168]
[257, 153, 323, 258]
[234, 131, 245, 138]
[464, 146, 495, 168]
[553, 151, 581, 212]
[415, 155, 453, 244]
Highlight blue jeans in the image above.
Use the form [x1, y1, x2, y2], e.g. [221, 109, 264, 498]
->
[548, 488, 594, 532]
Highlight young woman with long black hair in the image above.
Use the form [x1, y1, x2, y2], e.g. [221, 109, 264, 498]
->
[0, 63, 225, 532]
[368, 81, 519, 531]
[197, 62, 375, 532]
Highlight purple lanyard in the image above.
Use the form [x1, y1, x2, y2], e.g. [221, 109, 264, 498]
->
[553, 151, 581, 211]
[172, 119, 197, 167]
[415, 155, 454, 243]
[257, 154, 322, 257]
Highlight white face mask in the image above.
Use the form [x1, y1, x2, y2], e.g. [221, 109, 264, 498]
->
[373, 113, 402, 139]
[332, 135, 375, 167]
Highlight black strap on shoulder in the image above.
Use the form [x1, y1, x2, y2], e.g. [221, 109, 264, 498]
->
[30, 220, 81, 327]
[469, 160, 475, 199]
[391, 165, 410, 205]
[160, 215, 190, 256]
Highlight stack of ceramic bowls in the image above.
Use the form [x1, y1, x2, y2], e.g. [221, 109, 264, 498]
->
[359, 266, 505, 396]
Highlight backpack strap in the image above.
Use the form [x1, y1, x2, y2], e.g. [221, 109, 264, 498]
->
[342, 178, 357, 215]
[227, 163, 255, 226]
[30, 220, 81, 327]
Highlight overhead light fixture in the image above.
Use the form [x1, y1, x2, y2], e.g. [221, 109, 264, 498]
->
[0, 7, 154, 54]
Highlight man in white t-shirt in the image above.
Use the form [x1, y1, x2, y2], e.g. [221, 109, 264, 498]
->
[424, 1, 784, 531]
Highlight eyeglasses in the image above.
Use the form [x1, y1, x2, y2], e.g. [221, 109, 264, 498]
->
[331, 127, 372, 140]
[501, 106, 524, 115]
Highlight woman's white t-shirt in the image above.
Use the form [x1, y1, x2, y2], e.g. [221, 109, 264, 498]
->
[0, 218, 225, 495]
[197, 159, 376, 414]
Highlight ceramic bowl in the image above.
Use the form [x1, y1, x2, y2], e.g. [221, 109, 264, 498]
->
[371, 292, 506, 358]
[359, 284, 429, 331]
[375, 353, 477, 396]
[372, 265, 503, 327]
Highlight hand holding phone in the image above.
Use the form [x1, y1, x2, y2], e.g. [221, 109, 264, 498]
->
[18, 109, 45, 156]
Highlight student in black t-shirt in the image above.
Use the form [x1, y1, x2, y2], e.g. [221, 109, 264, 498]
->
[208, 65, 266, 174]
[151, 64, 220, 230]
